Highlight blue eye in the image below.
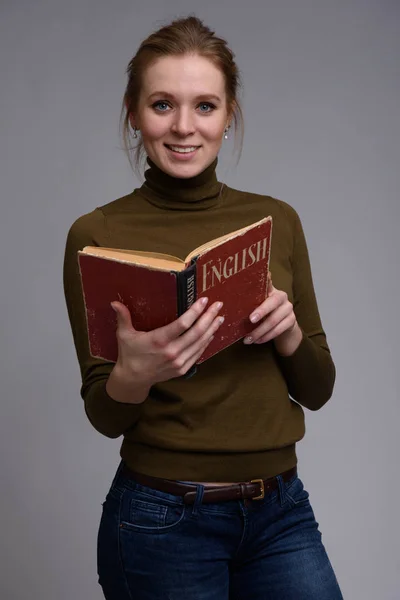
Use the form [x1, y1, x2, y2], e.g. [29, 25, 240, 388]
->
[153, 101, 170, 112]
[198, 103, 215, 113]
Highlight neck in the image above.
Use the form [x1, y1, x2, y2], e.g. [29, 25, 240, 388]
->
[138, 157, 223, 211]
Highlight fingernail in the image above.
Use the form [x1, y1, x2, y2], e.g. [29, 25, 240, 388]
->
[244, 336, 253, 344]
[110, 303, 117, 312]
[200, 297, 209, 306]
[250, 313, 260, 323]
[217, 316, 225, 325]
[217, 301, 223, 310]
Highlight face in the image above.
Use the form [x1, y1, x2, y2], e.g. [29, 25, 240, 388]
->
[131, 54, 231, 179]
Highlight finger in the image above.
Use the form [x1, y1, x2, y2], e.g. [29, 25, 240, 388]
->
[245, 302, 293, 344]
[249, 293, 280, 324]
[111, 301, 135, 332]
[153, 297, 209, 346]
[253, 313, 296, 345]
[178, 333, 215, 376]
[173, 301, 224, 354]
[176, 312, 224, 364]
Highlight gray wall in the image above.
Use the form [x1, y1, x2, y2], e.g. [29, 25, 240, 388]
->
[1, 1, 399, 598]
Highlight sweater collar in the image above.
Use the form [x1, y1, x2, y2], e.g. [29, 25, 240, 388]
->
[138, 156, 223, 211]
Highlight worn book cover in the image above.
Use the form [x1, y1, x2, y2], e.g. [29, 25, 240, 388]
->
[78, 216, 272, 366]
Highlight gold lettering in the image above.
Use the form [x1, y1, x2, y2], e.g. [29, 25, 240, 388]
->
[234, 252, 239, 274]
[261, 237, 267, 260]
[200, 235, 269, 291]
[202, 260, 213, 292]
[256, 240, 262, 262]
[247, 243, 256, 266]
[241, 248, 247, 271]
[211, 260, 222, 287]
[186, 274, 195, 306]
[223, 255, 234, 279]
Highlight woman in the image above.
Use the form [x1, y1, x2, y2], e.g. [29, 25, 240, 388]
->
[63, 16, 343, 600]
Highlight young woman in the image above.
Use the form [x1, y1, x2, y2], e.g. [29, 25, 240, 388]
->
[63, 16, 343, 600]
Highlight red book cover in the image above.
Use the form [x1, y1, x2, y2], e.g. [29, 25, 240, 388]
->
[78, 217, 272, 366]
[194, 218, 272, 362]
[78, 256, 179, 361]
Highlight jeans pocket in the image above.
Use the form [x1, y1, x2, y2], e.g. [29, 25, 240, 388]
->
[285, 476, 310, 508]
[119, 489, 187, 534]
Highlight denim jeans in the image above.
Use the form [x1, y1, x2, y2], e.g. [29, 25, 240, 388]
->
[97, 461, 343, 599]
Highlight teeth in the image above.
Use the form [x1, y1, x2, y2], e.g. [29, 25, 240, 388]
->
[168, 146, 197, 153]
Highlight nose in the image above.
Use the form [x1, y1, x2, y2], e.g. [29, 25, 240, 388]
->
[171, 108, 195, 137]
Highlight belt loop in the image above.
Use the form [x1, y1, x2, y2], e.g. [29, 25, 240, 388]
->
[191, 484, 205, 517]
[276, 475, 286, 507]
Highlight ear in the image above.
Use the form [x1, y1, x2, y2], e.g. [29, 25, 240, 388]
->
[226, 100, 237, 128]
[125, 98, 138, 129]
[128, 113, 137, 129]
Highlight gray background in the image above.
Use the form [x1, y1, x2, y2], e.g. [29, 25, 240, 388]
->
[1, 0, 399, 598]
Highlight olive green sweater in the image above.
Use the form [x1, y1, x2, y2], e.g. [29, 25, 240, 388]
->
[63, 158, 335, 481]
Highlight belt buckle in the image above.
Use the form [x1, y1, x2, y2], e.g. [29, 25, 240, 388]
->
[250, 478, 265, 500]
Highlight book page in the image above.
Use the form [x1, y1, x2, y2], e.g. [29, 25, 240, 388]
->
[81, 247, 185, 272]
[185, 217, 270, 263]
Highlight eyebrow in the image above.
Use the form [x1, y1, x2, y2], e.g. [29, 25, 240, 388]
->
[147, 91, 222, 103]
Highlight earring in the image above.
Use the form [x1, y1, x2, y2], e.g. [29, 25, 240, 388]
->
[224, 127, 229, 140]
[133, 127, 138, 139]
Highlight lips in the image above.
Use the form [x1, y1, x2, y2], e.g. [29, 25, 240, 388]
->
[165, 144, 200, 154]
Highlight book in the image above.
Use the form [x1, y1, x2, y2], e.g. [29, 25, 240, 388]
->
[78, 216, 272, 368]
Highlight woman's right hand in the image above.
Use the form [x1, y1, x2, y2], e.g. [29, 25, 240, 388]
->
[106, 297, 224, 403]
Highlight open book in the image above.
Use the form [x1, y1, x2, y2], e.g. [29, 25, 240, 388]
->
[78, 216, 272, 367]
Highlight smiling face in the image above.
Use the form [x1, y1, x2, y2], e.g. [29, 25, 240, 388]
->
[132, 54, 232, 179]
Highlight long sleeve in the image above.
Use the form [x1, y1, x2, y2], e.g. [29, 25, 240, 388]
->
[63, 210, 143, 438]
[276, 203, 336, 410]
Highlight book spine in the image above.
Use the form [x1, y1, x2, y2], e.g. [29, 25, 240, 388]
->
[176, 259, 198, 378]
[176, 259, 197, 315]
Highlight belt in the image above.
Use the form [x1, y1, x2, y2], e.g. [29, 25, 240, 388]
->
[121, 465, 297, 505]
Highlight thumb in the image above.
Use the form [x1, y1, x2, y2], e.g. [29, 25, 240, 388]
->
[110, 301, 135, 332]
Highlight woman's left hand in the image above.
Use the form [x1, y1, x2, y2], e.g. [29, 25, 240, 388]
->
[244, 272, 303, 356]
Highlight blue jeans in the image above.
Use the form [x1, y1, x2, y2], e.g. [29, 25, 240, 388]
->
[97, 461, 343, 599]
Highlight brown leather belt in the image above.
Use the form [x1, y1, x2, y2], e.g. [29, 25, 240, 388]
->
[121, 465, 297, 505]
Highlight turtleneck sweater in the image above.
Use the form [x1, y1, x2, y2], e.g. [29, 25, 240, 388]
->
[63, 157, 335, 481]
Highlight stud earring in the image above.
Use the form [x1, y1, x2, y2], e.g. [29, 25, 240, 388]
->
[224, 127, 229, 140]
